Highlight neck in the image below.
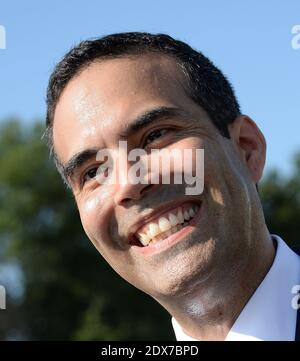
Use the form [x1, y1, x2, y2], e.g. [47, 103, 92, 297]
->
[156, 228, 276, 341]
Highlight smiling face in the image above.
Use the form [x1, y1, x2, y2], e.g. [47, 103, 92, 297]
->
[52, 54, 265, 301]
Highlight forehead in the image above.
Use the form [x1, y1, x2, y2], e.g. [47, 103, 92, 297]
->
[53, 55, 191, 163]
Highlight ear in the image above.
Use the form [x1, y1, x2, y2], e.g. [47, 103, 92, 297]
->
[228, 115, 266, 183]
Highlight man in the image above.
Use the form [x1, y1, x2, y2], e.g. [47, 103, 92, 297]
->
[44, 32, 300, 340]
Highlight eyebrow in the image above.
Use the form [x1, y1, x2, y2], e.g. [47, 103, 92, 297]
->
[62, 148, 99, 181]
[62, 106, 184, 182]
[119, 106, 184, 139]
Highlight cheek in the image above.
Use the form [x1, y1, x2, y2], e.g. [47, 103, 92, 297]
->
[204, 142, 252, 223]
[173, 136, 204, 150]
[169, 137, 204, 173]
[209, 187, 225, 206]
[78, 187, 116, 241]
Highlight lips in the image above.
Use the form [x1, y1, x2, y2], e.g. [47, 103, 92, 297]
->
[130, 202, 200, 247]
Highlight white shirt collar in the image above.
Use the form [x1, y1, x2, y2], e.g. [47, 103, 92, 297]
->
[172, 235, 300, 341]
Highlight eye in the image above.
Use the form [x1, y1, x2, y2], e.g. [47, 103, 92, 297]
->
[82, 167, 98, 185]
[81, 164, 112, 187]
[144, 128, 170, 147]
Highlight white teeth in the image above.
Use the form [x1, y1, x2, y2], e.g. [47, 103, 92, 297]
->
[158, 216, 172, 232]
[177, 208, 184, 224]
[169, 212, 179, 226]
[136, 204, 200, 246]
[148, 223, 160, 238]
[189, 207, 195, 218]
[183, 210, 190, 221]
[138, 233, 151, 246]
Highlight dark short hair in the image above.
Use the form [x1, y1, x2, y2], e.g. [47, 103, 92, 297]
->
[45, 32, 241, 182]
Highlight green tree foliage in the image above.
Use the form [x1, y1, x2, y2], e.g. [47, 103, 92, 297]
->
[260, 153, 300, 248]
[0, 119, 299, 340]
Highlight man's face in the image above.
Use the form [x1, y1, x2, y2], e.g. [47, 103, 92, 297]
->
[53, 55, 258, 300]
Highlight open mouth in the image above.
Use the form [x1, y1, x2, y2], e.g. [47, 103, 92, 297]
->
[130, 202, 201, 248]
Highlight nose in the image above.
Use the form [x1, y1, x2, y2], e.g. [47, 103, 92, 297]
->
[114, 181, 158, 206]
[113, 150, 160, 206]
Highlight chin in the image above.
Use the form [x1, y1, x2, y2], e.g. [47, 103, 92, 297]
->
[141, 244, 215, 300]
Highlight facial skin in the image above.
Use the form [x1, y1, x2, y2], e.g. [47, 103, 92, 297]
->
[53, 55, 275, 340]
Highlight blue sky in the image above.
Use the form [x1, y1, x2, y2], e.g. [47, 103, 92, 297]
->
[0, 0, 299, 176]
